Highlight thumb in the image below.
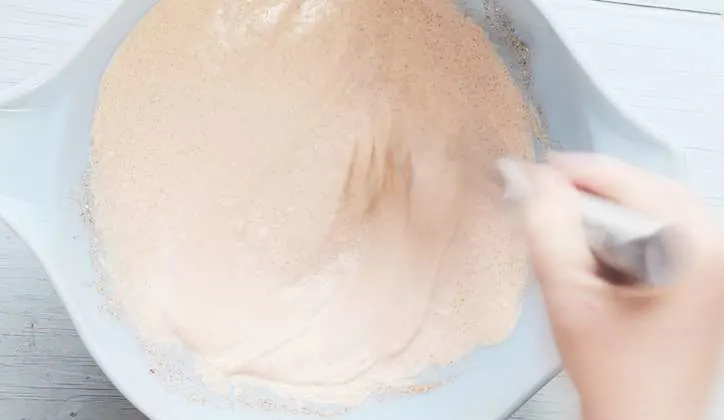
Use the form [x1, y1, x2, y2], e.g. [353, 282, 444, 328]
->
[522, 165, 597, 294]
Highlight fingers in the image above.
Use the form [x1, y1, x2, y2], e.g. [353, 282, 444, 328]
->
[548, 152, 693, 220]
[547, 152, 724, 302]
[521, 164, 597, 292]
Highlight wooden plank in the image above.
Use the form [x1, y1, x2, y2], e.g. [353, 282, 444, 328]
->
[0, 223, 147, 420]
[594, 0, 723, 14]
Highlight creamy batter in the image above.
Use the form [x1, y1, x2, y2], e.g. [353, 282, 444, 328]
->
[91, 0, 533, 404]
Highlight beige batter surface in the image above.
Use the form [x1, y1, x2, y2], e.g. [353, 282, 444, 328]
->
[91, 0, 533, 405]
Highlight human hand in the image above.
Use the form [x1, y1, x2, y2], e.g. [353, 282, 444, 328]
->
[521, 152, 724, 420]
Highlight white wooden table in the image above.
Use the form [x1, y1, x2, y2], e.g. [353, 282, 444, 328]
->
[1, 1, 722, 419]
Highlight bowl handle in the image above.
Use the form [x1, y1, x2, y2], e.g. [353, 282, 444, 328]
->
[0, 0, 157, 253]
[0, 85, 94, 244]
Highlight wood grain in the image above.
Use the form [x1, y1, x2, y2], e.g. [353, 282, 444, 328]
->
[0, 0, 117, 91]
[0, 223, 147, 420]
